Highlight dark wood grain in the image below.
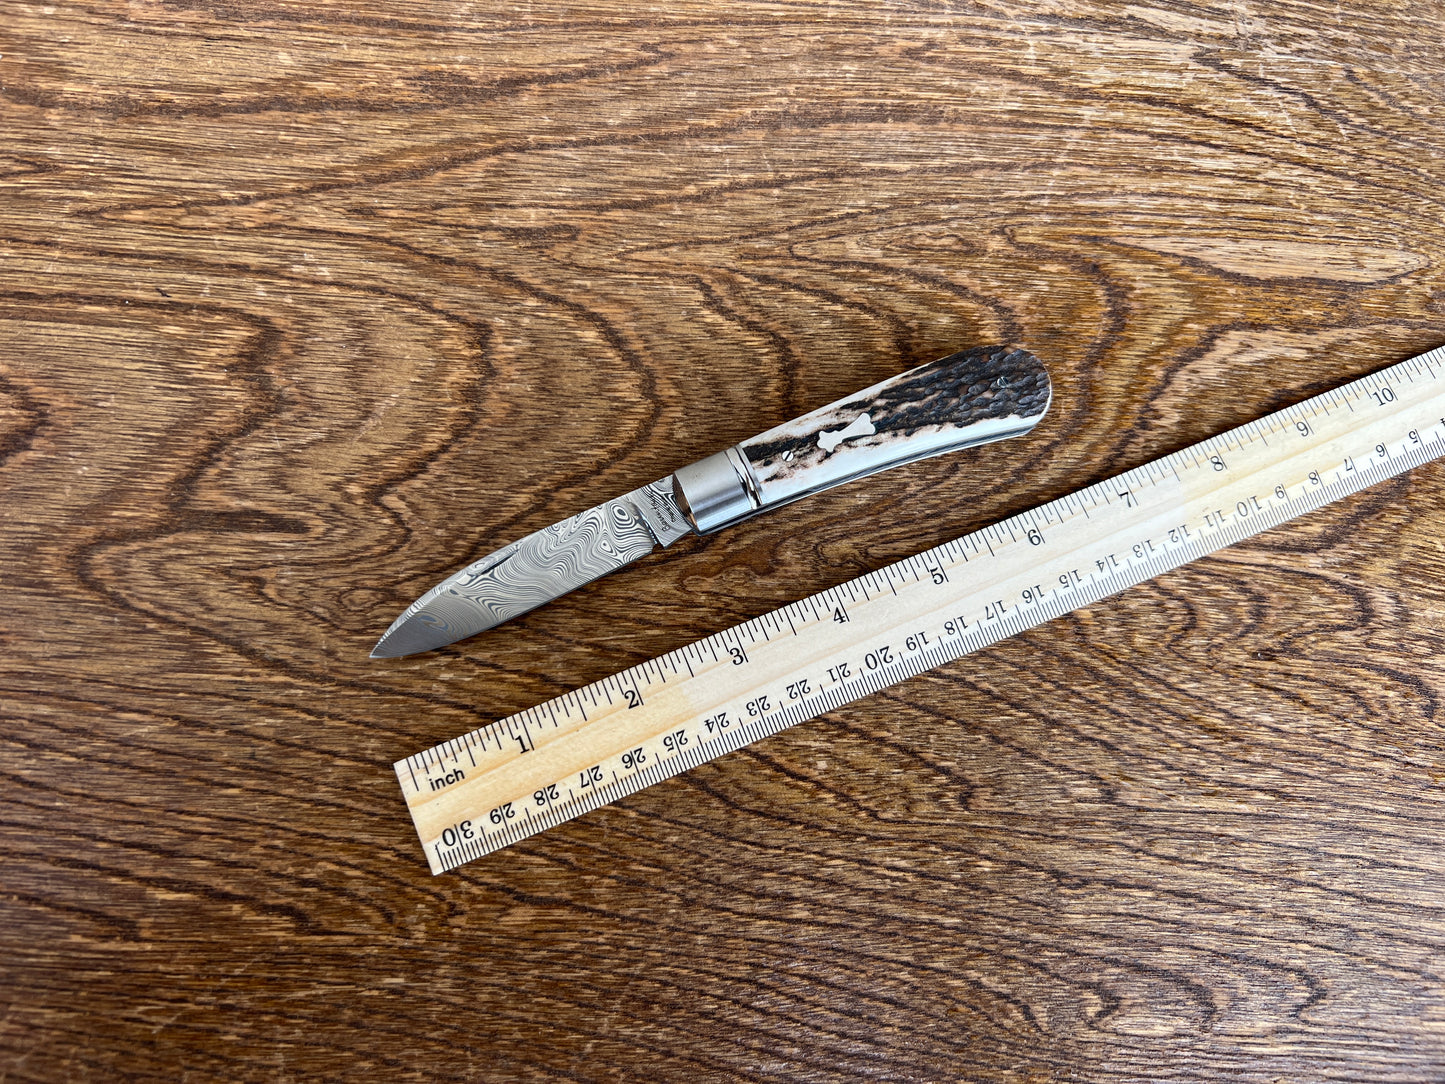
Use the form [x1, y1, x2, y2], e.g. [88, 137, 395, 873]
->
[3, 1, 1444, 1080]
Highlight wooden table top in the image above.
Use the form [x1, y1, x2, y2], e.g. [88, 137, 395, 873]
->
[4, 2, 1443, 1080]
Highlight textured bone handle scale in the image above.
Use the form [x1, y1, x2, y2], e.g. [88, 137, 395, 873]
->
[739, 345, 1051, 508]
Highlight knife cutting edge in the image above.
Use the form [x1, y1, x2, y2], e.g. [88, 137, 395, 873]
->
[370, 344, 1051, 658]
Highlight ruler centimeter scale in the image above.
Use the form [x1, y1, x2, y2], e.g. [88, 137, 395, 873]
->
[397, 346, 1445, 875]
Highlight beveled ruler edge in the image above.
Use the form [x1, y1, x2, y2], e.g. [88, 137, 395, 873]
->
[397, 346, 1445, 874]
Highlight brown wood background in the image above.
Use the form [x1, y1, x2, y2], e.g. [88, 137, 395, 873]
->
[3, 1, 1444, 1080]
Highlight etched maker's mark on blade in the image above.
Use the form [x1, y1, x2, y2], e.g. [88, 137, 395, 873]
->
[371, 478, 690, 657]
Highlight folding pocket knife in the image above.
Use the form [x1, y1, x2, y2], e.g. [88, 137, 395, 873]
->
[371, 344, 1051, 658]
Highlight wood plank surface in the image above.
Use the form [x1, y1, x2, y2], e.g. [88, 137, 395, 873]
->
[2, 1, 1444, 1080]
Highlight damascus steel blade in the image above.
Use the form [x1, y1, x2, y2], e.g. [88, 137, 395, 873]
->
[371, 478, 691, 658]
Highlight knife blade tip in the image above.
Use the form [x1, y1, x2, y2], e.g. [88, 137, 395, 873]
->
[369, 614, 458, 659]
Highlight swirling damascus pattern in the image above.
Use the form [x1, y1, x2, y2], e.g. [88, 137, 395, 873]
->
[373, 480, 680, 656]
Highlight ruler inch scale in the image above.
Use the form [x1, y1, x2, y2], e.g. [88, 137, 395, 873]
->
[398, 346, 1445, 875]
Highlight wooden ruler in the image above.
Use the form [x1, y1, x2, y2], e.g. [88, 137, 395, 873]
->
[396, 346, 1445, 875]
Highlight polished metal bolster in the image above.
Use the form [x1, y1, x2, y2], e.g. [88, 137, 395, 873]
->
[672, 447, 761, 533]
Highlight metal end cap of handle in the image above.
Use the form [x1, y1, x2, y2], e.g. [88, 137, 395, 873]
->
[672, 447, 760, 534]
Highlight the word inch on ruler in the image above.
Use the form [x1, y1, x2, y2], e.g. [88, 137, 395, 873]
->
[398, 346, 1445, 874]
